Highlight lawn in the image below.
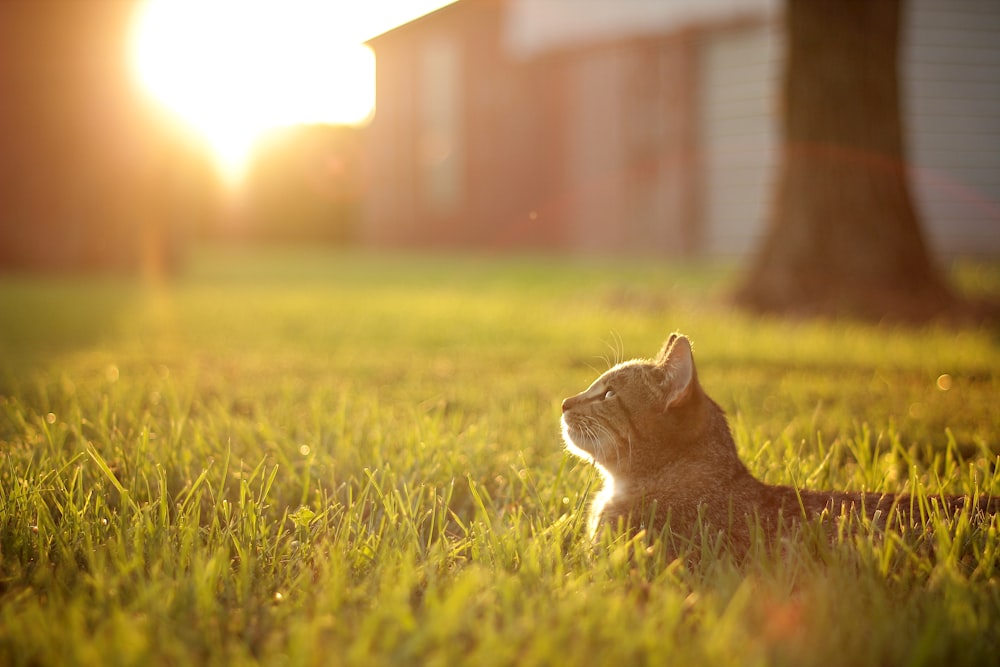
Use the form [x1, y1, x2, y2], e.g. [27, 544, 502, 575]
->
[1, 249, 998, 666]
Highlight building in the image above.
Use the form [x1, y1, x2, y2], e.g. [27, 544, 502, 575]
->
[364, 0, 562, 250]
[363, 0, 1000, 258]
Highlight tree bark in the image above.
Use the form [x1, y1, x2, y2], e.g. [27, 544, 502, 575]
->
[736, 0, 952, 320]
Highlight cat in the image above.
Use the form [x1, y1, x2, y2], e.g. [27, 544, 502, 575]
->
[560, 333, 997, 557]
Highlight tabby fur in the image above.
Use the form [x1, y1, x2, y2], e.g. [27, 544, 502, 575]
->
[560, 333, 996, 556]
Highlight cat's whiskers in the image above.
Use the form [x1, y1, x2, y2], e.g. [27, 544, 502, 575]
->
[591, 425, 609, 462]
[595, 422, 621, 464]
[589, 419, 621, 470]
[577, 418, 600, 452]
[625, 433, 634, 473]
[602, 331, 624, 369]
[586, 419, 614, 465]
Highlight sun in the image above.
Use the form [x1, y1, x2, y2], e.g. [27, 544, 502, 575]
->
[130, 1, 375, 182]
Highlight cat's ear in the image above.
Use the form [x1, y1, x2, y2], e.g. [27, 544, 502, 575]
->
[655, 334, 695, 407]
[655, 333, 681, 364]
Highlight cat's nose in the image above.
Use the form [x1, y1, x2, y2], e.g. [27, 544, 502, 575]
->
[561, 397, 572, 412]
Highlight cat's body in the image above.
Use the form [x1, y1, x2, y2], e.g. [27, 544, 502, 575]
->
[561, 333, 995, 556]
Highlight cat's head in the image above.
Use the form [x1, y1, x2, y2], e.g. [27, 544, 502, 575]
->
[560, 333, 712, 477]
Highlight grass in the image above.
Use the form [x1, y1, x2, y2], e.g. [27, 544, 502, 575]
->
[1, 248, 998, 666]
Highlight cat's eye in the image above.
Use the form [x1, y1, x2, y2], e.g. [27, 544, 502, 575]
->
[602, 389, 616, 400]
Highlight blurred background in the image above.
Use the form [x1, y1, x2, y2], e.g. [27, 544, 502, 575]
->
[0, 0, 997, 286]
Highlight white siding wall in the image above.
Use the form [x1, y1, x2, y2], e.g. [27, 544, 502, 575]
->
[904, 0, 1000, 256]
[698, 22, 782, 257]
[698, 2, 1000, 258]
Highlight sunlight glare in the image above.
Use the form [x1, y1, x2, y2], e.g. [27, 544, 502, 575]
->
[131, 1, 375, 182]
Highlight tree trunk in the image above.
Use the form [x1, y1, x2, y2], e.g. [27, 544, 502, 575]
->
[736, 0, 952, 320]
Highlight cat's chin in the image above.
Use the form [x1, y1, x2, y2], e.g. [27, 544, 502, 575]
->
[561, 415, 595, 462]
